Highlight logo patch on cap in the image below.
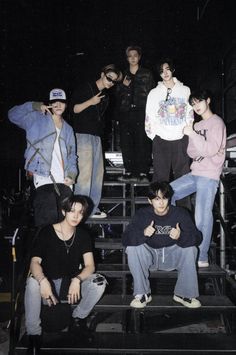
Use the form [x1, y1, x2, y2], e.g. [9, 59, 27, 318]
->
[49, 89, 66, 101]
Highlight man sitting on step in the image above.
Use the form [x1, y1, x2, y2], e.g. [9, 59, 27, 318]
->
[122, 181, 202, 309]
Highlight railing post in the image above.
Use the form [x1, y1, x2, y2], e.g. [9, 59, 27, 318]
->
[219, 177, 226, 269]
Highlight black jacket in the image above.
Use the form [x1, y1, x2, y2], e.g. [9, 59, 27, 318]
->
[116, 67, 155, 113]
[122, 205, 203, 249]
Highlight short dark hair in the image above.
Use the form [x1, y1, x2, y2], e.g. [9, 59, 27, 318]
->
[125, 45, 142, 57]
[101, 64, 123, 82]
[158, 57, 175, 75]
[147, 181, 174, 202]
[61, 194, 89, 216]
[189, 89, 211, 106]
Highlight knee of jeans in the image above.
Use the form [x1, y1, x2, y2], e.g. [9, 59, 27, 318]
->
[90, 274, 107, 291]
[185, 246, 197, 259]
[26, 277, 40, 293]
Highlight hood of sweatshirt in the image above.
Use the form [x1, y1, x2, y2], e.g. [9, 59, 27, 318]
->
[156, 77, 183, 91]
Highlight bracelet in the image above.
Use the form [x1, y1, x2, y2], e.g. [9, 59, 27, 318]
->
[37, 276, 46, 285]
[75, 275, 83, 283]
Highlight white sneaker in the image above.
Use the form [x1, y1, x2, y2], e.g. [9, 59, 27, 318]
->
[90, 211, 107, 219]
[198, 261, 209, 268]
[173, 295, 201, 308]
[130, 294, 152, 308]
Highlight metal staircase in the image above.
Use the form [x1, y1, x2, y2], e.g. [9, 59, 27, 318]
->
[13, 170, 236, 354]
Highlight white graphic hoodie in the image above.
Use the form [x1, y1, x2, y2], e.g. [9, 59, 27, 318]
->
[145, 78, 193, 141]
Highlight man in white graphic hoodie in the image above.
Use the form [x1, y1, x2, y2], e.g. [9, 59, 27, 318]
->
[145, 58, 193, 183]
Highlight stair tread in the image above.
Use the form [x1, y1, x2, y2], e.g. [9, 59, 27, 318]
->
[100, 197, 131, 202]
[96, 263, 226, 276]
[17, 332, 236, 352]
[100, 196, 148, 202]
[96, 294, 235, 309]
[104, 180, 149, 186]
[87, 216, 131, 224]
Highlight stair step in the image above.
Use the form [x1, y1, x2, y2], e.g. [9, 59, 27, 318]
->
[95, 238, 123, 249]
[100, 197, 131, 203]
[100, 196, 148, 203]
[95, 294, 235, 311]
[95, 238, 217, 254]
[104, 180, 150, 186]
[96, 263, 227, 278]
[15, 332, 236, 354]
[87, 216, 131, 224]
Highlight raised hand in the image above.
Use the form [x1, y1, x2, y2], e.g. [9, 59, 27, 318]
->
[90, 92, 105, 105]
[169, 223, 181, 240]
[144, 220, 156, 237]
[40, 104, 53, 115]
[183, 122, 194, 136]
[123, 75, 132, 87]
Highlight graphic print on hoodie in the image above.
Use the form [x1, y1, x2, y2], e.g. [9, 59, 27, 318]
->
[145, 78, 193, 141]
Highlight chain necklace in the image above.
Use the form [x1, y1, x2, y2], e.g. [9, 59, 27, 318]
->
[60, 223, 76, 254]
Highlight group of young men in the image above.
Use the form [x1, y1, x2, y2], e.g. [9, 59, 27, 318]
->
[119, 49, 226, 308]
[8, 45, 226, 351]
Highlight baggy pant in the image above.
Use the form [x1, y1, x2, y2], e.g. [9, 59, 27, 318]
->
[126, 244, 199, 298]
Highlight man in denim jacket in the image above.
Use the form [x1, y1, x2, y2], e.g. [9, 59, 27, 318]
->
[8, 88, 77, 227]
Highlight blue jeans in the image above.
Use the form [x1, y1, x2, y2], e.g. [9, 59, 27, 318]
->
[24, 274, 106, 335]
[126, 244, 199, 298]
[171, 173, 219, 262]
[74, 134, 104, 215]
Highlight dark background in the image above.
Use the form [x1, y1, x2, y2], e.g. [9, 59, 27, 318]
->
[1, 0, 236, 190]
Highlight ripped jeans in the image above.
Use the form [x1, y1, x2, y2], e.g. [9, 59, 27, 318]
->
[74, 134, 104, 215]
[24, 273, 106, 335]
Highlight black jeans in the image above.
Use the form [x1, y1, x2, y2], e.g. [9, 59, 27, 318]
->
[152, 135, 190, 182]
[119, 110, 151, 176]
[33, 183, 72, 227]
[152, 135, 191, 210]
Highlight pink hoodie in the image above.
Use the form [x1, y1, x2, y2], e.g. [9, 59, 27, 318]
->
[187, 114, 226, 181]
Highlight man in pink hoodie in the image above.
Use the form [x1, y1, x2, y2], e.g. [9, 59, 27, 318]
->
[171, 89, 226, 267]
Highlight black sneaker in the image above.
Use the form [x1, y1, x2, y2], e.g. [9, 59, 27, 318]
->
[27, 335, 42, 355]
[70, 317, 90, 334]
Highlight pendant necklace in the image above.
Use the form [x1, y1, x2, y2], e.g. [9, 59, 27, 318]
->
[60, 223, 76, 254]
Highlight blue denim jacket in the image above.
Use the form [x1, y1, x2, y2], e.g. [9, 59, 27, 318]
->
[8, 102, 78, 181]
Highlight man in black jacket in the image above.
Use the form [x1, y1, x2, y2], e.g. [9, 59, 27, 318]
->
[116, 46, 155, 182]
[122, 181, 202, 309]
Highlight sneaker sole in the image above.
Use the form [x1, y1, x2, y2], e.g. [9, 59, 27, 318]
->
[130, 296, 152, 309]
[198, 262, 209, 268]
[90, 214, 107, 219]
[173, 295, 201, 308]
